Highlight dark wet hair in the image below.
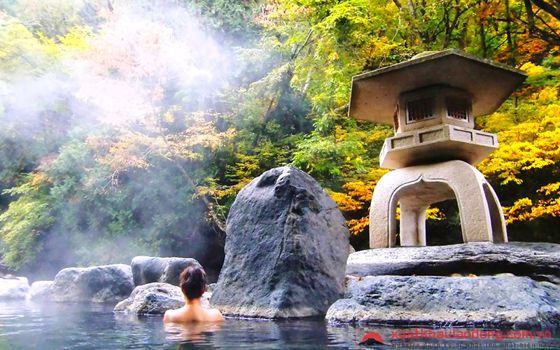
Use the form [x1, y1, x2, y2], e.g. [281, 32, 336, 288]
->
[179, 266, 207, 300]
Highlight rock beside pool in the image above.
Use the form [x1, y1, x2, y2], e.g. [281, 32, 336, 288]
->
[114, 283, 183, 314]
[114, 282, 212, 314]
[0, 276, 29, 300]
[28, 281, 54, 301]
[131, 256, 202, 287]
[326, 275, 560, 328]
[346, 242, 560, 283]
[211, 166, 349, 318]
[49, 264, 134, 303]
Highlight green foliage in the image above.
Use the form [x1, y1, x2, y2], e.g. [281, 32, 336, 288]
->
[0, 175, 53, 268]
[13, 0, 90, 37]
[478, 61, 560, 235]
[0, 13, 58, 76]
[261, 0, 560, 244]
[186, 0, 261, 43]
[1, 0, 559, 274]
[293, 116, 392, 184]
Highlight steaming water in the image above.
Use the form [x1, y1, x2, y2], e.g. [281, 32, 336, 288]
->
[0, 300, 558, 349]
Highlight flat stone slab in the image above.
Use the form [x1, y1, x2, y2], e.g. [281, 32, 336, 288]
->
[326, 275, 560, 328]
[347, 242, 560, 283]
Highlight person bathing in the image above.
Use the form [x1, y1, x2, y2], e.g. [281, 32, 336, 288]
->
[163, 266, 224, 323]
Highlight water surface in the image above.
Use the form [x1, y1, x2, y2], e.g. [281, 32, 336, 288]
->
[0, 300, 558, 349]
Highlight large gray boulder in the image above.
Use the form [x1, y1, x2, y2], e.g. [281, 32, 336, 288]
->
[210, 166, 349, 318]
[49, 264, 133, 303]
[131, 256, 201, 286]
[28, 281, 54, 301]
[114, 283, 184, 314]
[114, 282, 212, 314]
[326, 275, 560, 328]
[0, 276, 29, 300]
[347, 242, 560, 283]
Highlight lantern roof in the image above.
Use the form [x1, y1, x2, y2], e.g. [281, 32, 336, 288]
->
[349, 49, 527, 125]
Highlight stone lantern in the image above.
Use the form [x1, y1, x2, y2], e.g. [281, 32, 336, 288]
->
[349, 49, 526, 248]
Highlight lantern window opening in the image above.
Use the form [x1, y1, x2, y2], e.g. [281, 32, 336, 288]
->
[446, 96, 470, 122]
[406, 97, 435, 123]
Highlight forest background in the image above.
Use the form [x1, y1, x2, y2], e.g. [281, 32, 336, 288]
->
[0, 0, 558, 280]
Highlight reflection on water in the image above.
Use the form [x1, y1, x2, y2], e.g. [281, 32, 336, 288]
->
[0, 300, 558, 350]
[164, 322, 223, 346]
[162, 318, 345, 350]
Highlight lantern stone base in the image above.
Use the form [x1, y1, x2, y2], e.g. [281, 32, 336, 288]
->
[370, 160, 506, 249]
[326, 243, 560, 328]
[346, 242, 560, 284]
[379, 124, 497, 169]
[326, 275, 560, 328]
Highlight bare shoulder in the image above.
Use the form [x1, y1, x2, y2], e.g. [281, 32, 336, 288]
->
[163, 309, 176, 323]
[207, 308, 224, 322]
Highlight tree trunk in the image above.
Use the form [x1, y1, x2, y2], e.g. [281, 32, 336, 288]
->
[478, 0, 488, 57]
[505, 0, 516, 65]
[524, 0, 536, 36]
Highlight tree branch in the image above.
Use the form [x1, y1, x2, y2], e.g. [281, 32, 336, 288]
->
[290, 29, 313, 61]
[530, 0, 560, 21]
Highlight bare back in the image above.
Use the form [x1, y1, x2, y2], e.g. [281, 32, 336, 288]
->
[163, 303, 224, 323]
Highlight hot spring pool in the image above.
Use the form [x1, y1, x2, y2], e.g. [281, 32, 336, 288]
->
[0, 300, 558, 349]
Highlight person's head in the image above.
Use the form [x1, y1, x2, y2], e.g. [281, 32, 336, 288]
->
[179, 266, 207, 300]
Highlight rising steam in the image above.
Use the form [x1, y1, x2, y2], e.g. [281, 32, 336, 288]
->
[0, 0, 238, 280]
